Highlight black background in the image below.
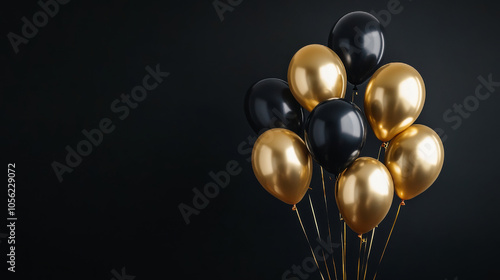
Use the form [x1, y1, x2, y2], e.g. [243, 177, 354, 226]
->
[1, 0, 499, 279]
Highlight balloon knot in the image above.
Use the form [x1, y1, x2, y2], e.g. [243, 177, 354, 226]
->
[353, 85, 358, 91]
[292, 205, 297, 211]
[358, 234, 362, 239]
[382, 142, 388, 149]
[308, 187, 313, 190]
[400, 200, 406, 206]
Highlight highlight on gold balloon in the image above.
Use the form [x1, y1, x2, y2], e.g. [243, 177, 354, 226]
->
[335, 157, 394, 235]
[288, 44, 347, 112]
[251, 128, 313, 206]
[385, 124, 444, 201]
[364, 62, 426, 142]
[242, 10, 445, 280]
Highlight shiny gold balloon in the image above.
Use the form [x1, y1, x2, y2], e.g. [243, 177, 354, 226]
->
[288, 44, 347, 112]
[335, 157, 394, 234]
[385, 124, 444, 200]
[252, 128, 313, 205]
[364, 63, 426, 142]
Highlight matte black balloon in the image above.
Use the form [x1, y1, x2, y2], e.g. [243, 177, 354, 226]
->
[244, 78, 304, 135]
[328, 11, 385, 86]
[305, 99, 367, 174]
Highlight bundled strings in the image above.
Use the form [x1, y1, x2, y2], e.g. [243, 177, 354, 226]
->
[321, 167, 338, 280]
[372, 201, 404, 280]
[292, 142, 404, 280]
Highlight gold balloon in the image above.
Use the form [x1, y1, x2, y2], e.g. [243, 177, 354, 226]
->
[385, 124, 444, 201]
[252, 128, 313, 205]
[288, 44, 347, 112]
[335, 157, 394, 234]
[364, 63, 426, 142]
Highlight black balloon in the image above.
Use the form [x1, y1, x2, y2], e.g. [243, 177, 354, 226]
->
[244, 78, 304, 135]
[328, 11, 385, 86]
[305, 99, 367, 174]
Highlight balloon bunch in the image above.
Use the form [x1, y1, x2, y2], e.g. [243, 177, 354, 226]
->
[244, 11, 444, 280]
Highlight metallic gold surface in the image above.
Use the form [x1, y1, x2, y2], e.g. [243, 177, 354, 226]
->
[251, 128, 313, 205]
[335, 157, 394, 234]
[364, 63, 425, 142]
[288, 44, 347, 112]
[384, 124, 444, 200]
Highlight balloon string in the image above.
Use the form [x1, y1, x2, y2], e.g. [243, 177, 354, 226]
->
[337, 175, 346, 280]
[356, 235, 363, 280]
[294, 205, 326, 280]
[376, 142, 388, 161]
[308, 195, 333, 280]
[362, 228, 376, 280]
[342, 218, 347, 280]
[359, 236, 368, 280]
[321, 167, 338, 280]
[372, 201, 404, 280]
[339, 214, 344, 280]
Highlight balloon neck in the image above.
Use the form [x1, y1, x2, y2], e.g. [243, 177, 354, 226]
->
[400, 200, 406, 206]
[353, 85, 358, 91]
[292, 205, 297, 211]
[358, 234, 362, 239]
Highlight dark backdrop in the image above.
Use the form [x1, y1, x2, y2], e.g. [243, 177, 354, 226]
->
[1, 0, 499, 279]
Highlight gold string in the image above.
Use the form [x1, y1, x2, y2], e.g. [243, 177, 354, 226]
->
[357, 235, 363, 280]
[321, 167, 338, 280]
[339, 214, 344, 280]
[340, 214, 344, 280]
[343, 219, 347, 280]
[377, 142, 388, 161]
[308, 195, 322, 242]
[372, 201, 404, 280]
[294, 205, 326, 280]
[338, 174, 345, 280]
[308, 195, 332, 280]
[323, 250, 333, 280]
[362, 228, 375, 280]
[359, 236, 368, 280]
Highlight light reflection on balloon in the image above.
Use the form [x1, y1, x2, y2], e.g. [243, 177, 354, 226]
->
[385, 124, 444, 200]
[288, 44, 347, 112]
[364, 63, 425, 142]
[336, 157, 394, 234]
[252, 128, 313, 205]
